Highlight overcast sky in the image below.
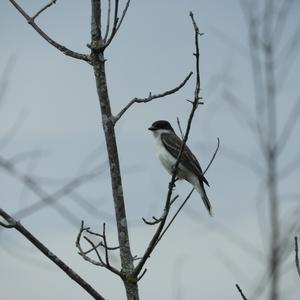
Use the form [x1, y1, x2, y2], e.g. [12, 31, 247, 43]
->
[0, 1, 300, 299]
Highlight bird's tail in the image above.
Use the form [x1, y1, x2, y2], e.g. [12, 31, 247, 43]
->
[195, 182, 213, 217]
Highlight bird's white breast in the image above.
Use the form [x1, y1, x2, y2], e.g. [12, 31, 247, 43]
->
[151, 129, 199, 185]
[152, 130, 178, 175]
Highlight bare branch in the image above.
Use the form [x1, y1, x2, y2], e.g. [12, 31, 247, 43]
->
[142, 194, 179, 226]
[76, 221, 122, 276]
[157, 188, 194, 244]
[8, 0, 90, 63]
[0, 220, 15, 228]
[137, 268, 147, 282]
[295, 236, 300, 279]
[103, 0, 131, 49]
[113, 72, 193, 124]
[31, 0, 57, 21]
[0, 209, 105, 300]
[142, 216, 163, 226]
[236, 283, 248, 300]
[202, 137, 220, 175]
[103, 0, 112, 42]
[176, 117, 184, 139]
[76, 222, 105, 266]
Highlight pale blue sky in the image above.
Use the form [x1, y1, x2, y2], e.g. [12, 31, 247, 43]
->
[0, 1, 300, 299]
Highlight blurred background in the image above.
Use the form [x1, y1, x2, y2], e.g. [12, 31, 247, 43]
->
[0, 0, 300, 299]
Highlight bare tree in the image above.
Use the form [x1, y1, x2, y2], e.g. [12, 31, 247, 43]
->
[219, 1, 300, 299]
[1, 2, 218, 300]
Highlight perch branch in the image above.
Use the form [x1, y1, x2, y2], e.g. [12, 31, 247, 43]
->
[133, 12, 203, 278]
[157, 137, 220, 243]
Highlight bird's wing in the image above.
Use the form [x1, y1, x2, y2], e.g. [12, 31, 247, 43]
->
[161, 132, 209, 186]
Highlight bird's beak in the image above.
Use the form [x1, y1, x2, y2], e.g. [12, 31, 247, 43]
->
[148, 126, 155, 131]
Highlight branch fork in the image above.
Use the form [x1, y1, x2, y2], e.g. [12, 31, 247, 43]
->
[76, 221, 121, 276]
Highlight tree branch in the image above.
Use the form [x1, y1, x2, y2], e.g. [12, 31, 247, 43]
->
[113, 72, 193, 124]
[8, 0, 90, 63]
[89, 2, 139, 298]
[31, 0, 57, 21]
[103, 0, 131, 49]
[295, 236, 300, 279]
[103, 0, 112, 42]
[235, 283, 248, 300]
[76, 221, 122, 277]
[0, 208, 105, 300]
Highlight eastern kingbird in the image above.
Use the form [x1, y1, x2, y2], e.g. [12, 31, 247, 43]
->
[149, 120, 213, 216]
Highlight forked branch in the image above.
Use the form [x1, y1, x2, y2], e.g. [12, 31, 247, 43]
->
[8, 0, 90, 63]
[76, 221, 122, 277]
[103, 0, 131, 48]
[31, 0, 57, 21]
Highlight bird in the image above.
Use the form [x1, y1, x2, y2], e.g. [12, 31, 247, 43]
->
[148, 120, 213, 216]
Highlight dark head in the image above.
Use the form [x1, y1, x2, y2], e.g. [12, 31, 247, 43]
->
[148, 120, 174, 132]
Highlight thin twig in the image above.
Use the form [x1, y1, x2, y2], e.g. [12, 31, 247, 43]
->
[103, 0, 131, 49]
[142, 195, 179, 225]
[31, 0, 57, 21]
[156, 188, 195, 245]
[202, 137, 220, 175]
[113, 72, 193, 124]
[8, 0, 90, 63]
[83, 236, 105, 266]
[0, 209, 105, 300]
[137, 268, 147, 282]
[177, 117, 184, 139]
[76, 221, 122, 276]
[0, 220, 15, 228]
[236, 283, 248, 300]
[142, 216, 162, 225]
[104, 0, 112, 42]
[295, 236, 300, 278]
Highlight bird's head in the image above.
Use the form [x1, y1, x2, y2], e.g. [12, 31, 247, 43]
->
[148, 120, 174, 133]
